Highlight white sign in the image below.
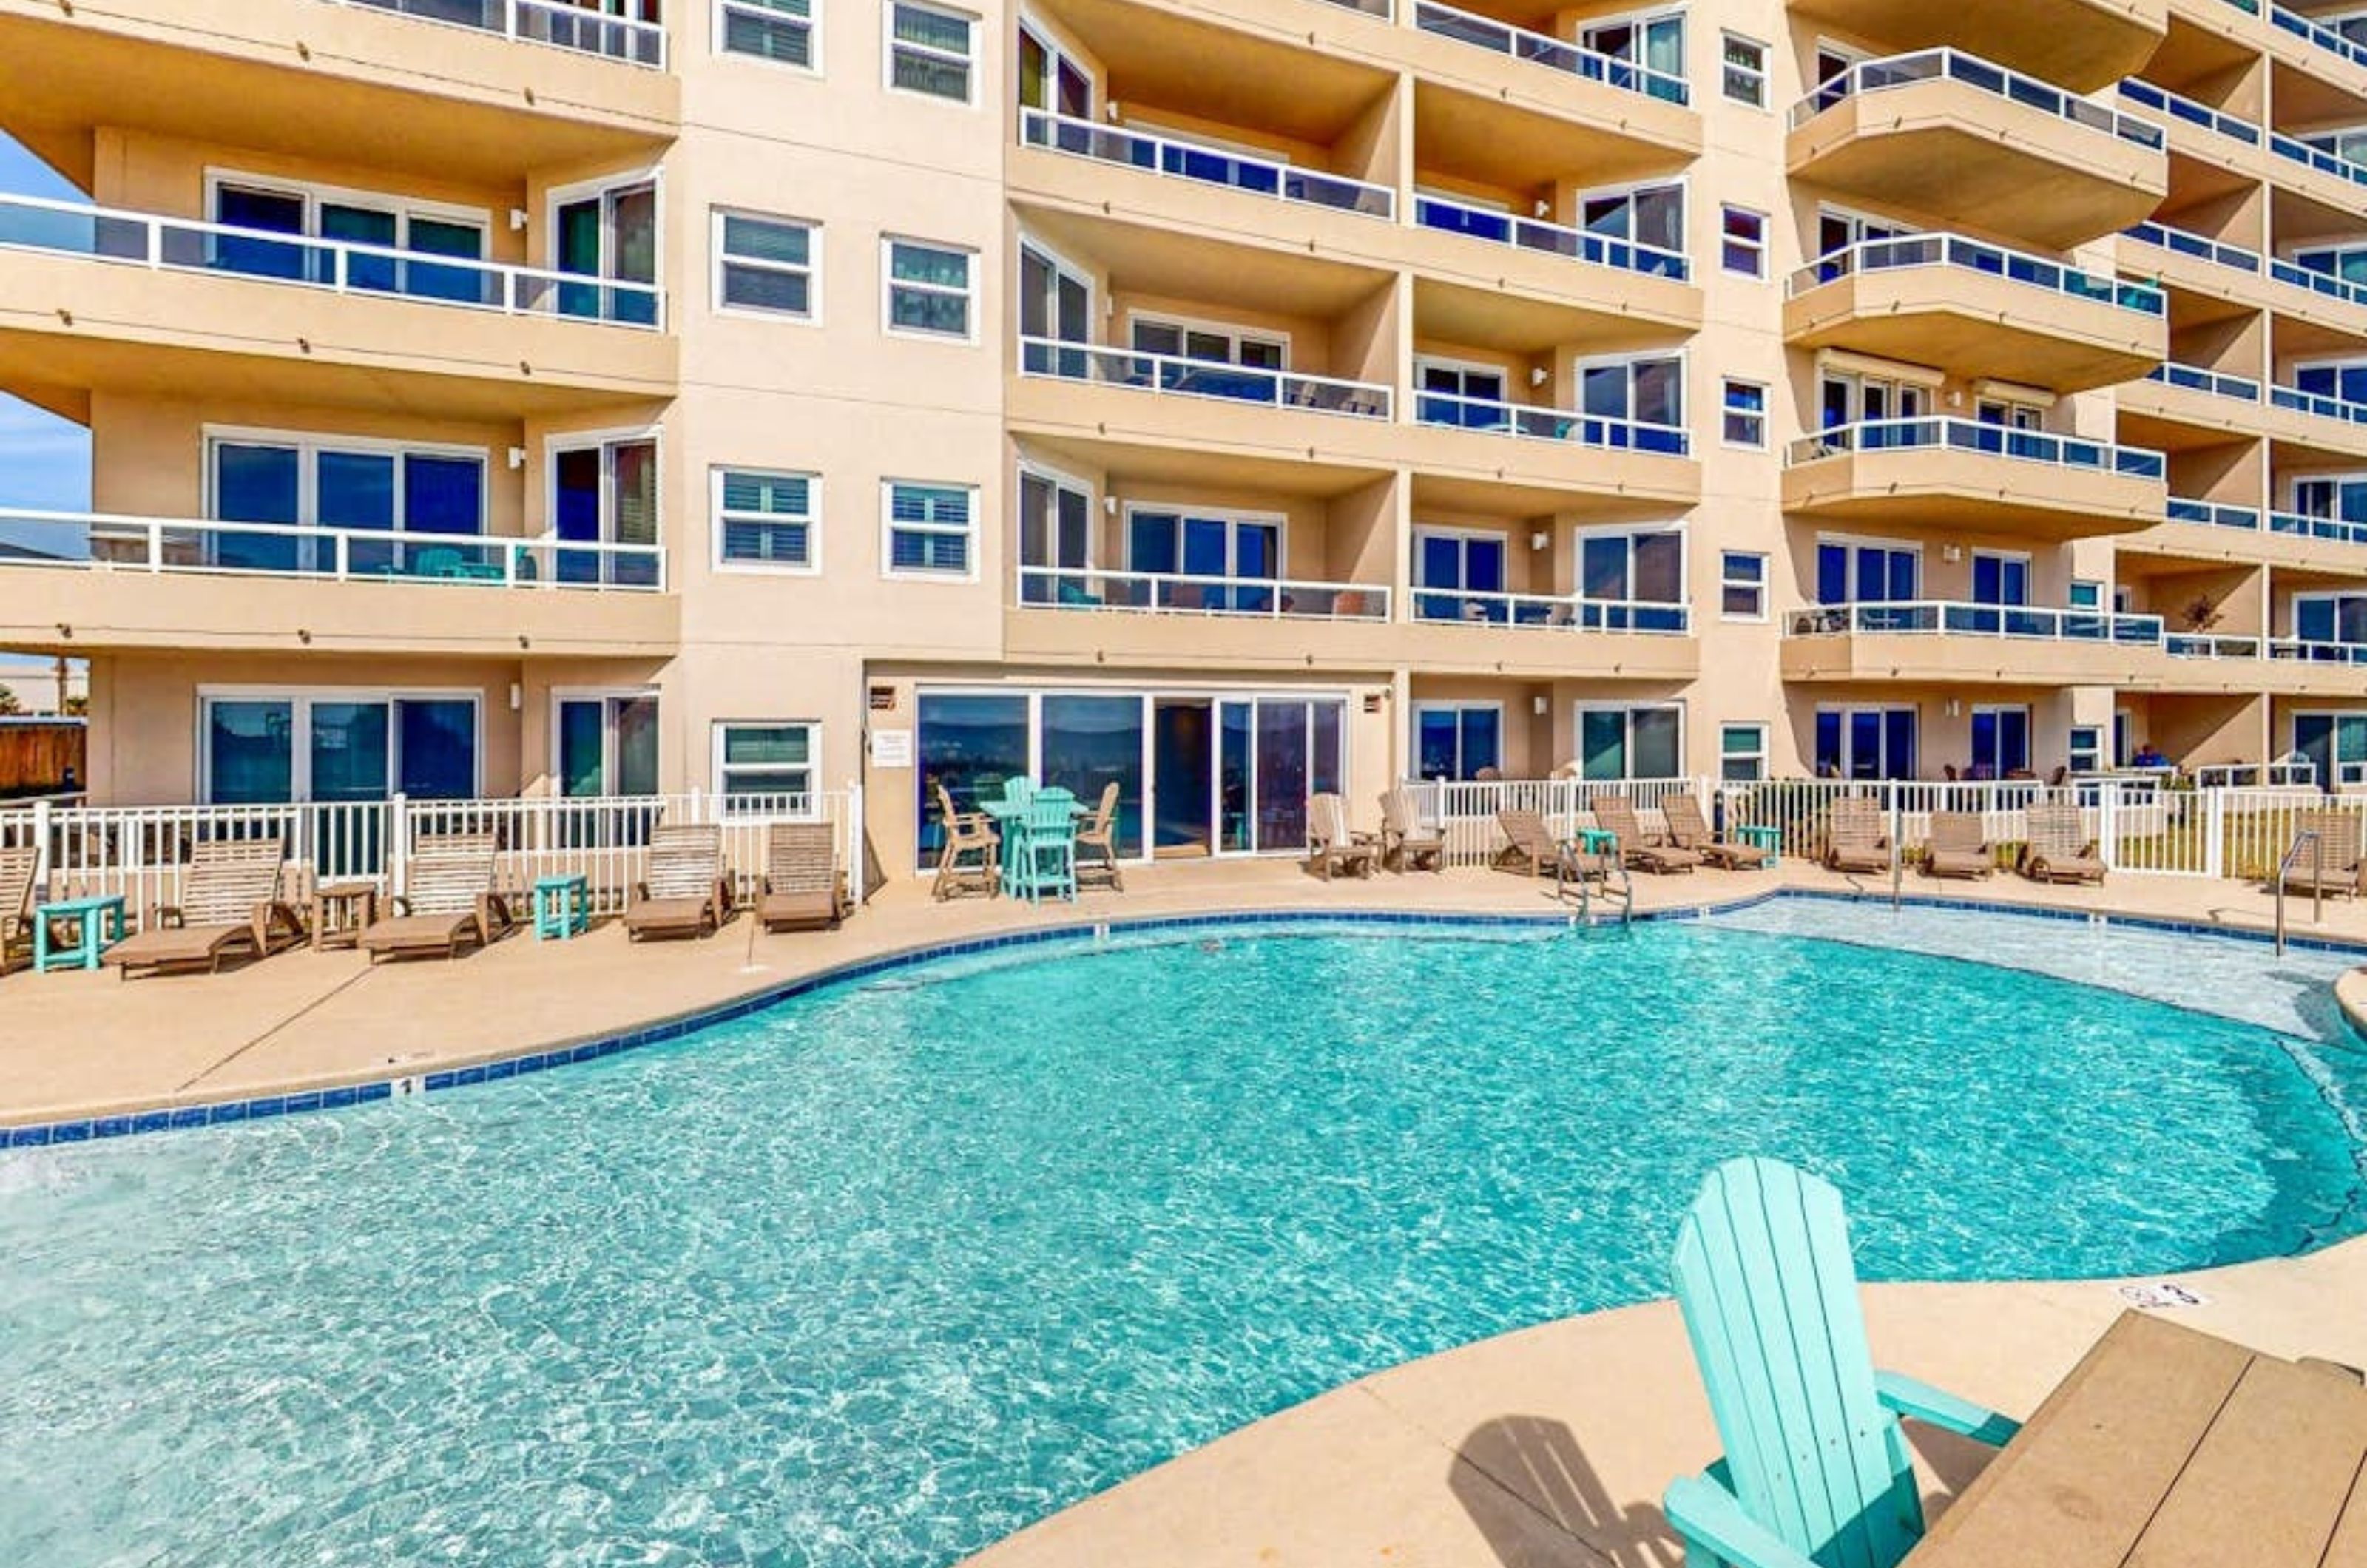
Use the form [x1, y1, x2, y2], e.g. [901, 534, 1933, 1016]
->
[2116, 1282, 2209, 1310]
[868, 729, 914, 768]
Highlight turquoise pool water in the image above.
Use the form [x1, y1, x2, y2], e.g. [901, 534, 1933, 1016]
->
[3, 916, 2365, 1567]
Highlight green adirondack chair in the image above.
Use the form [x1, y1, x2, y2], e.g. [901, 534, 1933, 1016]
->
[1664, 1158, 2022, 1568]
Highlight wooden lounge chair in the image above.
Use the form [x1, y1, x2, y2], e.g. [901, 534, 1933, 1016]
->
[624, 824, 730, 941]
[2277, 811, 2366, 899]
[1660, 793, 1769, 871]
[1306, 792, 1377, 880]
[930, 782, 998, 901]
[1823, 796, 1891, 875]
[1922, 811, 1993, 879]
[2019, 801, 2107, 885]
[1593, 794, 1700, 874]
[1493, 808, 1615, 883]
[360, 834, 510, 962]
[0, 843, 35, 976]
[1380, 788, 1445, 873]
[1074, 780, 1125, 891]
[105, 839, 305, 979]
[758, 821, 843, 933]
[1664, 1158, 2021, 1568]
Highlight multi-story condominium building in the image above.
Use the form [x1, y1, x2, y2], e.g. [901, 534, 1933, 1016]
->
[1, 0, 2365, 877]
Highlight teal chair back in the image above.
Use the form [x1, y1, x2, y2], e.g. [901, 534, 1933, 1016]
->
[1670, 1158, 1922, 1568]
[412, 546, 465, 578]
[999, 775, 1037, 808]
[1022, 797, 1075, 840]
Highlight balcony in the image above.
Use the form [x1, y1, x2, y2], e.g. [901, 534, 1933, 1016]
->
[1780, 600, 2168, 685]
[1782, 418, 2167, 538]
[1004, 566, 1400, 669]
[2126, 498, 2367, 570]
[1789, 50, 2165, 248]
[0, 0, 676, 191]
[1405, 198, 1699, 338]
[0, 192, 675, 417]
[1016, 109, 1394, 221]
[2156, 632, 2367, 695]
[1404, 392, 1698, 517]
[0, 510, 675, 658]
[1783, 233, 2164, 391]
[1408, 1, 1685, 104]
[1398, 6, 1697, 175]
[1784, 0, 2166, 93]
[2117, 78, 2367, 210]
[1397, 587, 1698, 677]
[2120, 221, 2367, 334]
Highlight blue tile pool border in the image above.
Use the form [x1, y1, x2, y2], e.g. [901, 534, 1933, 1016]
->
[7, 888, 2362, 1149]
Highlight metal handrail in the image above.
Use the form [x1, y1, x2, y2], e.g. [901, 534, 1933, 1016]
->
[1016, 108, 1397, 219]
[1016, 334, 1394, 419]
[1411, 0, 1688, 104]
[1785, 417, 2167, 477]
[1798, 48, 2162, 147]
[1785, 601, 2166, 643]
[1790, 233, 2164, 314]
[333, 0, 666, 67]
[1414, 391, 1689, 455]
[2275, 828, 2325, 955]
[1013, 565, 1391, 619]
[1412, 194, 1689, 281]
[2116, 78, 2260, 146]
[2144, 361, 2262, 401]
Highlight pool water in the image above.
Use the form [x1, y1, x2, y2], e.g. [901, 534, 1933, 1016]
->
[3, 917, 2364, 1567]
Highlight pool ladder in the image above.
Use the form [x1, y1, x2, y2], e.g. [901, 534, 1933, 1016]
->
[1559, 849, 1633, 926]
[2275, 828, 2326, 957]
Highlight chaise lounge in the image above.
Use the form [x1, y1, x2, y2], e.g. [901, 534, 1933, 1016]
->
[105, 839, 305, 979]
[0, 844, 35, 976]
[1380, 788, 1445, 873]
[1823, 797, 1891, 875]
[1922, 811, 1993, 879]
[359, 834, 510, 962]
[2277, 811, 2366, 899]
[758, 821, 844, 933]
[624, 824, 731, 940]
[1593, 794, 1701, 875]
[2019, 802, 2107, 885]
[1495, 808, 1615, 885]
[1660, 793, 1768, 871]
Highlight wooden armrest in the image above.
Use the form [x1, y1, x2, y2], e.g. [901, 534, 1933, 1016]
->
[153, 904, 187, 929]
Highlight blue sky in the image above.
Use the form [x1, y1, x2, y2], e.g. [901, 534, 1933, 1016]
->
[0, 135, 91, 513]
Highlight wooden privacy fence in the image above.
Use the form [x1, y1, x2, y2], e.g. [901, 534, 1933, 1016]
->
[0, 720, 84, 797]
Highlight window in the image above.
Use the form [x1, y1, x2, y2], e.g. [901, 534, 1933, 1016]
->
[207, 175, 488, 302]
[2295, 359, 2367, 405]
[1721, 551, 1766, 619]
[1127, 508, 1280, 609]
[2295, 243, 2367, 287]
[2294, 473, 2367, 524]
[551, 433, 660, 587]
[714, 211, 816, 319]
[2304, 126, 2367, 166]
[551, 175, 658, 328]
[1721, 33, 1769, 107]
[1579, 180, 1686, 277]
[1814, 207, 1917, 280]
[719, 0, 815, 67]
[1414, 704, 1503, 782]
[884, 481, 976, 578]
[1814, 706, 1916, 780]
[1815, 538, 1918, 604]
[2295, 712, 2367, 789]
[1577, 704, 1684, 780]
[1018, 466, 1093, 603]
[2068, 725, 2104, 776]
[1720, 723, 1767, 783]
[2069, 579, 2104, 610]
[1720, 206, 1766, 277]
[712, 722, 820, 810]
[1578, 528, 1686, 630]
[201, 692, 479, 804]
[556, 692, 660, 798]
[1974, 399, 2044, 431]
[1132, 317, 1286, 368]
[207, 432, 487, 576]
[1580, 11, 1686, 102]
[1412, 527, 1507, 620]
[1818, 370, 1931, 432]
[1971, 552, 2030, 608]
[1721, 379, 1766, 447]
[713, 468, 817, 572]
[882, 239, 974, 339]
[2295, 591, 2367, 645]
[1580, 353, 1686, 451]
[1415, 357, 1508, 427]
[887, 0, 976, 101]
[1971, 706, 2032, 780]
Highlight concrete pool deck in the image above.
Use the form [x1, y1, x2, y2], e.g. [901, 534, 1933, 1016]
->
[6, 856, 2367, 1565]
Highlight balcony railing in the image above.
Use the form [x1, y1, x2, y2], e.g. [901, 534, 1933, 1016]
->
[2271, 132, 2367, 191]
[2167, 633, 2367, 663]
[1016, 109, 1395, 220]
[1018, 336, 1394, 419]
[2166, 496, 2262, 530]
[1786, 418, 2167, 479]
[2119, 220, 2367, 315]
[0, 191, 663, 328]
[2143, 362, 2263, 401]
[1016, 566, 1390, 619]
[2269, 3, 2367, 74]
[1791, 233, 2164, 314]
[1413, 195, 1688, 282]
[330, 0, 665, 67]
[1410, 587, 1689, 632]
[2116, 79, 2260, 146]
[2168, 497, 2367, 547]
[0, 509, 665, 589]
[1409, 1, 1686, 104]
[1794, 49, 2164, 149]
[1788, 601, 2165, 642]
[2270, 382, 2367, 430]
[1414, 392, 1689, 455]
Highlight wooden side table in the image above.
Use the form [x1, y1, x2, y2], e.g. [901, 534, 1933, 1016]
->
[311, 882, 377, 951]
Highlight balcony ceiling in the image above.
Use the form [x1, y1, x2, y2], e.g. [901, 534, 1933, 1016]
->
[1411, 81, 1686, 191]
[1011, 433, 1390, 499]
[2273, 58, 2367, 129]
[1016, 206, 1390, 318]
[1412, 277, 1690, 357]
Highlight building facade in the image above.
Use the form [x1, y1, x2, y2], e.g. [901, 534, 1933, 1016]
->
[1, 0, 2364, 876]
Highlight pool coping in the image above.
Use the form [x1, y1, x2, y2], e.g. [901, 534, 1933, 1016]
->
[8, 884, 2366, 1149]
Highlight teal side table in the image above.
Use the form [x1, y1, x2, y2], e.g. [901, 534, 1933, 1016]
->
[35, 894, 126, 972]
[1734, 824, 1783, 868]
[533, 873, 590, 940]
[1574, 827, 1619, 856]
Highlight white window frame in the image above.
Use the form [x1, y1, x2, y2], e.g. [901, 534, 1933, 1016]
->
[202, 169, 493, 248]
[1720, 205, 1768, 278]
[2292, 589, 2367, 643]
[1573, 522, 1688, 606]
[1576, 175, 1689, 255]
[1411, 523, 1510, 589]
[550, 686, 662, 797]
[1720, 550, 1768, 621]
[1128, 311, 1290, 369]
[711, 208, 820, 323]
[195, 685, 485, 803]
[1815, 533, 1924, 601]
[1721, 33, 1770, 108]
[883, 0, 979, 103]
[1970, 703, 2034, 777]
[1017, 233, 1095, 342]
[715, 0, 822, 72]
[543, 167, 663, 301]
[2069, 578, 2106, 610]
[1719, 721, 1768, 783]
[2067, 724, 2105, 775]
[1573, 701, 1687, 780]
[1578, 8, 1687, 74]
[1577, 348, 1687, 429]
[1120, 502, 1288, 579]
[1411, 700, 1505, 782]
[711, 465, 820, 575]
[547, 425, 662, 547]
[1721, 377, 1768, 447]
[201, 424, 492, 531]
[1814, 702, 1918, 780]
[880, 236, 977, 342]
[2292, 472, 2367, 518]
[882, 479, 981, 581]
[710, 720, 823, 814]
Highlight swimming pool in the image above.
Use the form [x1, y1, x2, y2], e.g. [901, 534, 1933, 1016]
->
[2, 909, 2363, 1567]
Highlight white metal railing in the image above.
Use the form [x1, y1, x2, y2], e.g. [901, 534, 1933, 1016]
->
[2117, 78, 2260, 147]
[1018, 335, 1393, 419]
[1396, 776, 1705, 867]
[2269, 510, 2367, 547]
[2164, 499, 2367, 552]
[1016, 109, 1395, 220]
[2272, 129, 2367, 191]
[334, 0, 663, 65]
[0, 508, 666, 592]
[1791, 233, 2164, 315]
[2271, 3, 2367, 75]
[2144, 361, 2262, 401]
[2124, 220, 2367, 317]
[2269, 380, 2367, 430]
[2195, 760, 2317, 789]
[1408, 587, 1689, 632]
[1409, 0, 1688, 104]
[1414, 391, 1689, 455]
[1797, 49, 2164, 148]
[1786, 417, 2167, 479]
[1785, 601, 2167, 643]
[0, 789, 863, 921]
[1412, 194, 1688, 282]
[1013, 566, 1391, 620]
[0, 189, 663, 328]
[2166, 496, 2263, 530]
[2165, 633, 2367, 664]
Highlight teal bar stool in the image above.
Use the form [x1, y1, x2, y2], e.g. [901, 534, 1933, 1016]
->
[1010, 796, 1078, 905]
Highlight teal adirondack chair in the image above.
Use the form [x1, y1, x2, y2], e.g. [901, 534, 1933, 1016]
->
[1664, 1158, 2022, 1568]
[1008, 795, 1077, 905]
